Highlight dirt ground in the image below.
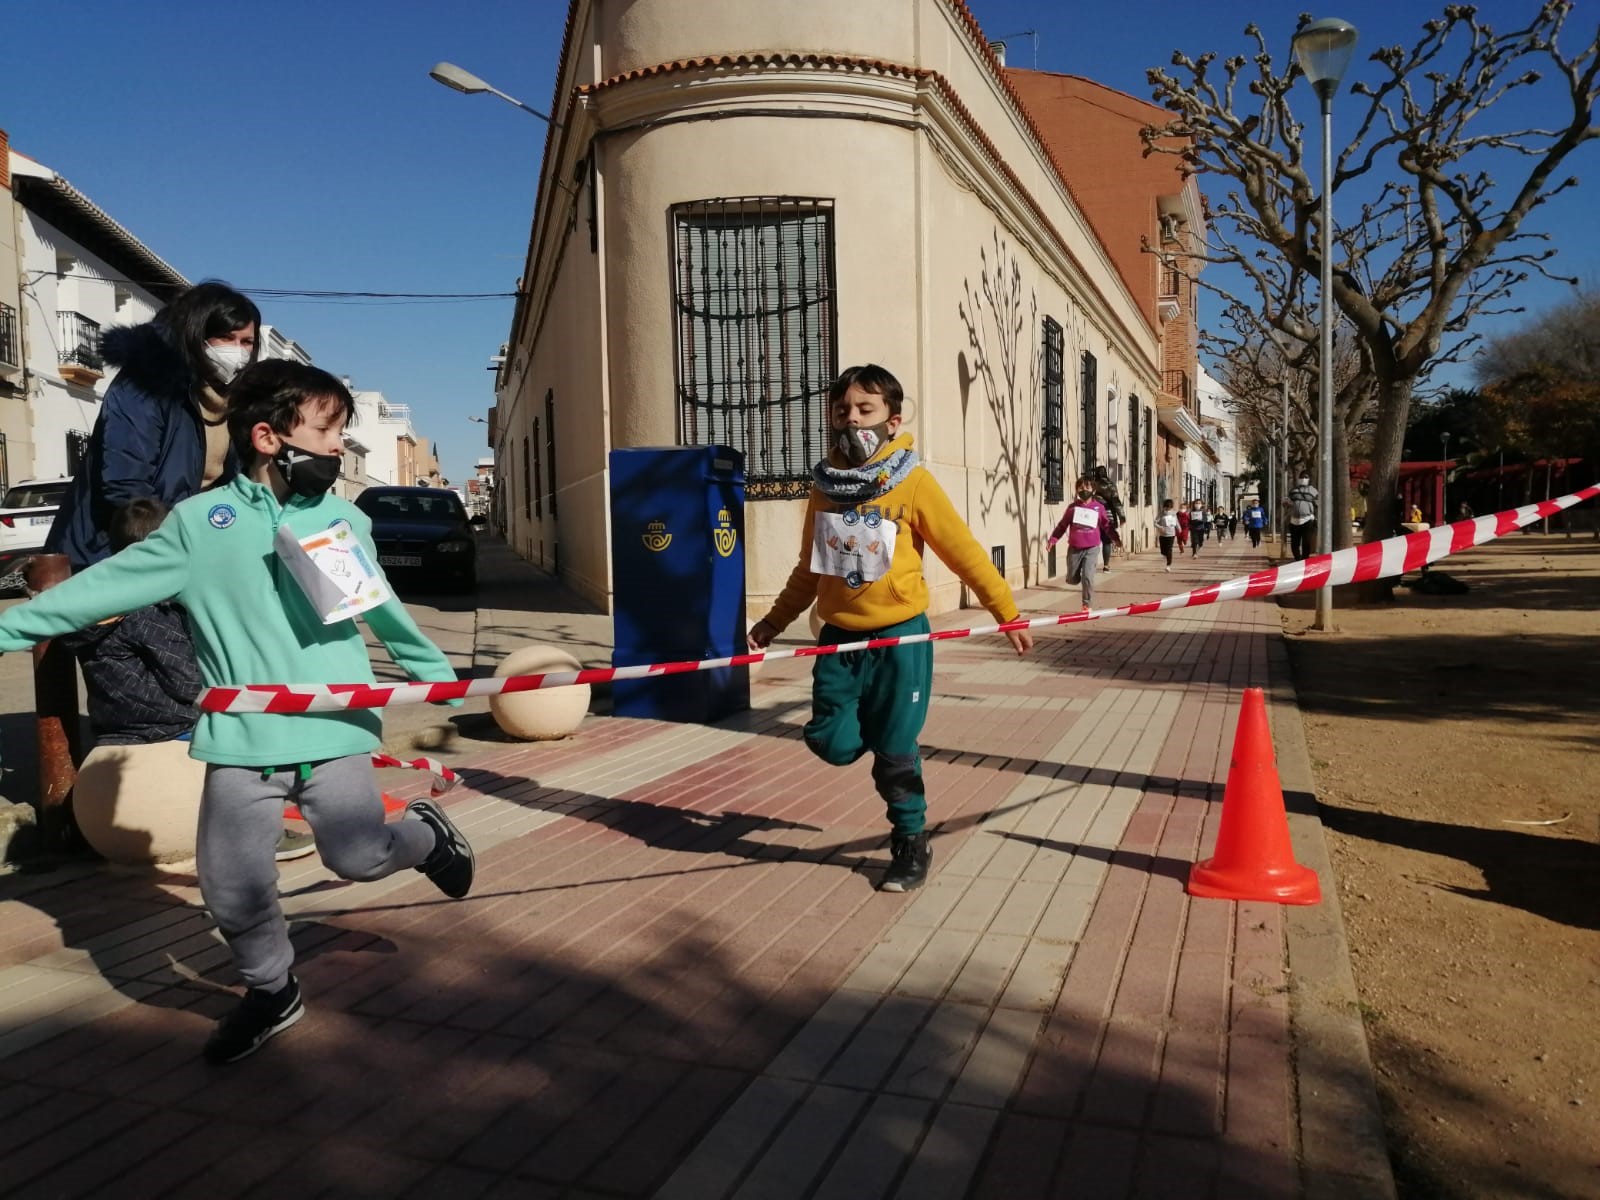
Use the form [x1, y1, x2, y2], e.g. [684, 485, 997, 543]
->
[1282, 531, 1600, 1200]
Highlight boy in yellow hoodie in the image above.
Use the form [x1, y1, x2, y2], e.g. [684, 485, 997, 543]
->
[748, 364, 1032, 891]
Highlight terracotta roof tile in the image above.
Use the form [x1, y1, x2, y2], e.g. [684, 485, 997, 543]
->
[580, 53, 932, 94]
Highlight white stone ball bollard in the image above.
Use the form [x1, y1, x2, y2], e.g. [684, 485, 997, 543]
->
[489, 644, 590, 740]
[74, 740, 206, 869]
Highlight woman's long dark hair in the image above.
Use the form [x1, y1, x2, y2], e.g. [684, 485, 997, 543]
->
[152, 280, 261, 390]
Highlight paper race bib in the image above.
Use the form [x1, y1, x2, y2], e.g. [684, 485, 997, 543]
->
[1156, 513, 1179, 535]
[1070, 505, 1099, 529]
[810, 509, 897, 588]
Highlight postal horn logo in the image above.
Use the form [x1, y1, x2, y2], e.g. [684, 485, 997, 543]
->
[714, 508, 737, 558]
[642, 520, 672, 553]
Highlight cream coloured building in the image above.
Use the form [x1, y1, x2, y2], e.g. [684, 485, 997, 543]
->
[493, 0, 1204, 614]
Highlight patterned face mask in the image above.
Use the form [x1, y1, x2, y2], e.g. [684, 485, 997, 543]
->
[272, 441, 342, 498]
[835, 421, 893, 466]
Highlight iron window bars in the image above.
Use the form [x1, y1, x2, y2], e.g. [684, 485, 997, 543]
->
[672, 198, 837, 499]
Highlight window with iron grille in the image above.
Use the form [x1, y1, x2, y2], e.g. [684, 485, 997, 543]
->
[1143, 406, 1155, 506]
[533, 417, 542, 518]
[0, 301, 17, 368]
[1079, 352, 1098, 474]
[66, 429, 90, 476]
[57, 311, 102, 369]
[544, 391, 557, 517]
[1127, 394, 1140, 501]
[522, 437, 531, 521]
[1041, 317, 1065, 503]
[672, 197, 836, 499]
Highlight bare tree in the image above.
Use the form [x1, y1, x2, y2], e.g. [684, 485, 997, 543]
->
[1144, 3, 1600, 545]
[959, 231, 1043, 584]
[1473, 286, 1600, 383]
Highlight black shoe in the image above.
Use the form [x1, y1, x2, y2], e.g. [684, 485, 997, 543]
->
[409, 799, 475, 899]
[203, 975, 304, 1064]
[879, 832, 931, 893]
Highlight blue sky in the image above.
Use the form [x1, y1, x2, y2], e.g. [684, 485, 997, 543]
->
[3, 1, 1591, 483]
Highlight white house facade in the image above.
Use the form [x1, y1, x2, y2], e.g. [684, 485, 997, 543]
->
[490, 0, 1206, 613]
[9, 149, 184, 484]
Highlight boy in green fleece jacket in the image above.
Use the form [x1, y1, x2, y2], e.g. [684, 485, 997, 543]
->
[0, 361, 474, 1064]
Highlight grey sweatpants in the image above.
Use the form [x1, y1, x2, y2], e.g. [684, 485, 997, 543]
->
[197, 754, 437, 993]
[1066, 545, 1099, 608]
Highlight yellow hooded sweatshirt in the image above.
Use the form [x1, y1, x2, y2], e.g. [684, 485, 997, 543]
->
[763, 431, 1020, 634]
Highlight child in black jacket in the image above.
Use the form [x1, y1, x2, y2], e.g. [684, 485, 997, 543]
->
[63, 499, 201, 745]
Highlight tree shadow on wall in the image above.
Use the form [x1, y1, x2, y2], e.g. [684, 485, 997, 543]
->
[959, 230, 1041, 586]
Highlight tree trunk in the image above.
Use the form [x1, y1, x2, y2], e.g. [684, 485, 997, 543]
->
[1361, 376, 1415, 546]
[1355, 376, 1415, 601]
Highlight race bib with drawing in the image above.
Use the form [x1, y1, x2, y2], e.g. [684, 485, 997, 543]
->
[1070, 505, 1099, 529]
[810, 509, 898, 588]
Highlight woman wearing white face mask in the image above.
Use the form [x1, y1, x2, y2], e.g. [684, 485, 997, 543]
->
[46, 280, 261, 569]
[42, 282, 314, 863]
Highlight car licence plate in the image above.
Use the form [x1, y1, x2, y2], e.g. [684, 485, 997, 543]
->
[28, 515, 52, 525]
[379, 554, 422, 567]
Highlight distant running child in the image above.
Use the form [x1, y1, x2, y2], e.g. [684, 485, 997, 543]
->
[1155, 499, 1179, 571]
[1047, 476, 1113, 609]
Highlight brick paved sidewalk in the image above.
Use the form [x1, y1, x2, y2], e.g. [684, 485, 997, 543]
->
[0, 536, 1394, 1199]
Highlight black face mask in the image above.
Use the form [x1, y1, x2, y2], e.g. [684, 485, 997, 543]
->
[272, 441, 342, 498]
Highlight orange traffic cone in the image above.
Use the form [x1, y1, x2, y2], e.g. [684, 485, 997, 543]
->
[1187, 687, 1321, 905]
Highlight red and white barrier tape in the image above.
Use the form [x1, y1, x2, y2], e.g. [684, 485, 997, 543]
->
[370, 751, 458, 795]
[198, 485, 1599, 715]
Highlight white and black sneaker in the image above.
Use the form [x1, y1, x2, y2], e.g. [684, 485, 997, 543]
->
[203, 975, 304, 1064]
[879, 832, 932, 893]
[409, 799, 475, 899]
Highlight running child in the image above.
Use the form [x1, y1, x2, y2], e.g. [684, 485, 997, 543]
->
[1047, 476, 1113, 608]
[0, 360, 473, 1063]
[747, 364, 1032, 893]
[1154, 499, 1179, 571]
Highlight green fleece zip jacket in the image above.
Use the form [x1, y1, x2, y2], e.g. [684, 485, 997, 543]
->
[0, 476, 456, 767]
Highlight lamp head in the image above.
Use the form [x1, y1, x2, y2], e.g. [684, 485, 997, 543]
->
[429, 62, 491, 95]
[1292, 17, 1360, 101]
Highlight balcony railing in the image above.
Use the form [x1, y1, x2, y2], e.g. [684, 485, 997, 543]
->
[1159, 266, 1182, 297]
[57, 310, 103, 371]
[0, 301, 17, 368]
[1162, 368, 1191, 404]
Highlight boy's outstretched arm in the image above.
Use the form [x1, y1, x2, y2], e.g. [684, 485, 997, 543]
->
[913, 475, 1033, 656]
[0, 521, 191, 653]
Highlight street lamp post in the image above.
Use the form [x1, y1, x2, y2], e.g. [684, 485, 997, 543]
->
[428, 62, 561, 126]
[1293, 16, 1359, 633]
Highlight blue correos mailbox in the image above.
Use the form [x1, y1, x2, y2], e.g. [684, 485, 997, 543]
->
[609, 446, 748, 722]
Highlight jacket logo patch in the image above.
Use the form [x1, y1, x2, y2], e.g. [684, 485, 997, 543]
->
[207, 504, 237, 529]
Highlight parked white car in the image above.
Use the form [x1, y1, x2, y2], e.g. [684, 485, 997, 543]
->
[0, 478, 71, 592]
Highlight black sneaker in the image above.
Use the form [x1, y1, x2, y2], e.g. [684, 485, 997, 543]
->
[409, 799, 475, 899]
[203, 975, 304, 1064]
[879, 832, 931, 893]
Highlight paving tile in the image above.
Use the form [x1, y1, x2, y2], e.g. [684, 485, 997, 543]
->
[731, 1083, 871, 1199]
[892, 1100, 1000, 1200]
[653, 1076, 809, 1200]
[810, 1093, 935, 1200]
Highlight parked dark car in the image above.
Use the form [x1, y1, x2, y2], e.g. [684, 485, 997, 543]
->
[353, 486, 476, 591]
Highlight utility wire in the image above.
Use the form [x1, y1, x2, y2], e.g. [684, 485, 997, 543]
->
[31, 270, 516, 303]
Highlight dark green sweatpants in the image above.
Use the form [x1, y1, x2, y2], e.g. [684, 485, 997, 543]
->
[804, 614, 933, 835]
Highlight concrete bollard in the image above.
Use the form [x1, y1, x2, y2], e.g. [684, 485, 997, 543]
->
[489, 645, 590, 740]
[23, 554, 82, 852]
